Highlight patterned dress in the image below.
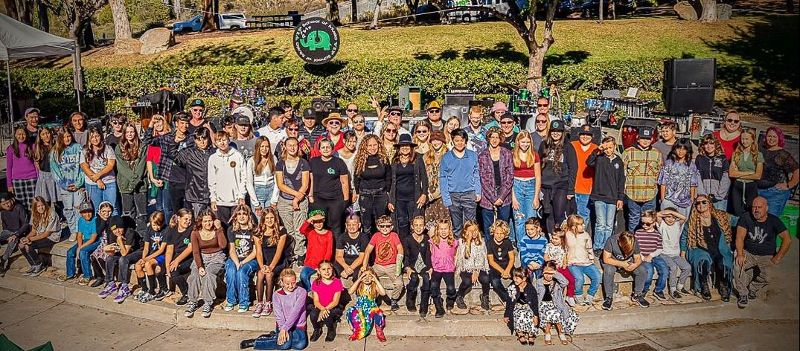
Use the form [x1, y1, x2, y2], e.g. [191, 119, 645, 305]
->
[424, 153, 450, 228]
[346, 286, 386, 340]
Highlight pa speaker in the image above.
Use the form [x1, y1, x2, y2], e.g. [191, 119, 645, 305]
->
[663, 58, 716, 115]
[311, 97, 337, 113]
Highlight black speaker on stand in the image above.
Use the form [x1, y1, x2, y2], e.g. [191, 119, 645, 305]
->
[663, 58, 716, 115]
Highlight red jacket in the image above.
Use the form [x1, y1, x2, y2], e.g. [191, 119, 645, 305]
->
[299, 221, 334, 268]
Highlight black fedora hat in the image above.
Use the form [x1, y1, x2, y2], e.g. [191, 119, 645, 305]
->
[394, 133, 417, 148]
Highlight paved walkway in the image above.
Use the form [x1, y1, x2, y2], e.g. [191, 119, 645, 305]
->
[0, 288, 796, 351]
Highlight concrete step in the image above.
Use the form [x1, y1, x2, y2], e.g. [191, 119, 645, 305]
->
[0, 270, 794, 337]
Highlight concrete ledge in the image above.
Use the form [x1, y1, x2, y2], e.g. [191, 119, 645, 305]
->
[2, 272, 795, 336]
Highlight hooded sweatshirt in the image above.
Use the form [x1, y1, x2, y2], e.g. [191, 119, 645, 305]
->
[207, 147, 246, 206]
[49, 143, 84, 191]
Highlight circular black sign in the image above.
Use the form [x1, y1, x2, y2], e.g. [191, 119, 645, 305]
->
[293, 17, 340, 65]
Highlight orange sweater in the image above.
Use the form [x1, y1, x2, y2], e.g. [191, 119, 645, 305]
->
[571, 141, 597, 194]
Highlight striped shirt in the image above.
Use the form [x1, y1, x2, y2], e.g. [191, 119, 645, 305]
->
[634, 229, 663, 257]
[519, 234, 548, 267]
[622, 145, 663, 202]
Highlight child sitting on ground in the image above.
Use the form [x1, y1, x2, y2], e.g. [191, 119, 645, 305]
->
[346, 267, 388, 342]
[134, 211, 169, 302]
[363, 215, 404, 311]
[543, 229, 577, 306]
[59, 202, 99, 284]
[298, 210, 334, 290]
[403, 215, 432, 316]
[518, 218, 547, 279]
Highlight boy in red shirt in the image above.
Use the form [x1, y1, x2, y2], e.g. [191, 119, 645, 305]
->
[363, 215, 404, 311]
[299, 210, 334, 289]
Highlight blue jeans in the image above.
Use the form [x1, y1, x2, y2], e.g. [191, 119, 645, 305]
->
[512, 178, 539, 244]
[86, 182, 118, 215]
[224, 259, 260, 308]
[300, 266, 316, 290]
[625, 196, 656, 232]
[253, 328, 308, 350]
[759, 186, 792, 218]
[575, 193, 591, 230]
[154, 182, 173, 223]
[593, 201, 617, 251]
[447, 191, 477, 238]
[66, 241, 100, 279]
[568, 264, 601, 297]
[481, 205, 511, 244]
[254, 183, 276, 209]
[641, 255, 670, 294]
[58, 188, 86, 234]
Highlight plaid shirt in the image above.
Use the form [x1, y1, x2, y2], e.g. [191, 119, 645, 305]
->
[299, 124, 325, 145]
[622, 145, 663, 202]
[154, 131, 192, 181]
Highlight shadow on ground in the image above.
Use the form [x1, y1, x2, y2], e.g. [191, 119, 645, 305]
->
[159, 39, 286, 66]
[705, 15, 799, 125]
[413, 41, 590, 67]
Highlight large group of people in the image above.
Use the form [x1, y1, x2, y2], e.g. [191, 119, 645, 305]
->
[0, 101, 796, 349]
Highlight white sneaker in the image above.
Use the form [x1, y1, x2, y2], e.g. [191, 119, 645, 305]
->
[567, 296, 576, 307]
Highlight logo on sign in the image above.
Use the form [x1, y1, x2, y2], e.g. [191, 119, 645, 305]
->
[293, 18, 339, 65]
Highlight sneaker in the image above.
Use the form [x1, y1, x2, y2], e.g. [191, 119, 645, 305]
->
[601, 298, 613, 310]
[737, 296, 748, 309]
[175, 295, 188, 306]
[748, 291, 758, 300]
[631, 294, 650, 308]
[163, 290, 174, 298]
[680, 287, 691, 295]
[22, 266, 36, 276]
[310, 328, 323, 342]
[202, 304, 213, 318]
[574, 295, 584, 306]
[566, 296, 576, 307]
[670, 290, 682, 299]
[584, 295, 595, 306]
[78, 278, 90, 286]
[98, 282, 119, 299]
[223, 302, 236, 312]
[375, 327, 386, 342]
[252, 302, 264, 318]
[238, 305, 249, 313]
[114, 284, 132, 303]
[262, 302, 273, 316]
[184, 302, 197, 317]
[139, 292, 155, 303]
[57, 274, 75, 282]
[153, 290, 167, 301]
[653, 291, 667, 301]
[29, 264, 46, 277]
[390, 300, 399, 311]
[90, 279, 105, 288]
[455, 296, 468, 310]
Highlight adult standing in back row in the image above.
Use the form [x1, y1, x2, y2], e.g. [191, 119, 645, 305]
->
[713, 111, 742, 160]
[622, 127, 662, 232]
[439, 129, 480, 238]
[309, 139, 350, 238]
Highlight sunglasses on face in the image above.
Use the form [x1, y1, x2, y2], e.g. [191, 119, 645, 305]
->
[378, 224, 392, 229]
[191, 108, 204, 112]
[288, 127, 299, 131]
[536, 120, 548, 124]
[347, 109, 358, 113]
[501, 121, 514, 125]
[428, 109, 441, 113]
[353, 119, 365, 124]
[696, 200, 709, 205]
[537, 104, 549, 107]
[416, 130, 429, 134]
[385, 129, 397, 133]
[328, 121, 341, 125]
[726, 119, 740, 123]
[389, 112, 402, 116]
[642, 221, 655, 226]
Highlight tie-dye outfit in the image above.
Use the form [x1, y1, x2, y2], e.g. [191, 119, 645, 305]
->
[346, 287, 386, 340]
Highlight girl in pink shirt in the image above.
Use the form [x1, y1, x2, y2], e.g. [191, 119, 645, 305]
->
[429, 219, 459, 318]
[309, 261, 344, 343]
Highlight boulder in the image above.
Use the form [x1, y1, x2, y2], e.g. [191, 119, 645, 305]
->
[114, 38, 141, 55]
[139, 28, 175, 55]
[674, 1, 698, 20]
[716, 3, 733, 20]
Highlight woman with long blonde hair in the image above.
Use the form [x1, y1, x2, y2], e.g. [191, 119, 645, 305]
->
[246, 136, 278, 213]
[511, 130, 542, 243]
[252, 207, 288, 318]
[423, 130, 449, 226]
[379, 121, 399, 161]
[18, 196, 60, 276]
[412, 120, 432, 155]
[353, 134, 391, 235]
[728, 128, 763, 221]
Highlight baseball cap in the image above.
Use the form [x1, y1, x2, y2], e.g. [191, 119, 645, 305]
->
[109, 216, 126, 231]
[578, 124, 593, 136]
[426, 101, 442, 111]
[234, 113, 251, 125]
[302, 108, 316, 119]
[638, 127, 655, 139]
[550, 120, 565, 132]
[24, 107, 40, 116]
[189, 99, 205, 108]
[78, 202, 94, 213]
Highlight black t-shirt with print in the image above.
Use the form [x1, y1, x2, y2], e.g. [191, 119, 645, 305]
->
[309, 156, 349, 200]
[145, 227, 167, 254]
[337, 233, 370, 265]
[738, 213, 786, 256]
[488, 238, 514, 270]
[604, 233, 641, 261]
[167, 227, 192, 258]
[227, 227, 255, 260]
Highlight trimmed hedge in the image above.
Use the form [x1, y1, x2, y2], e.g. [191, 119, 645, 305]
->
[10, 58, 666, 117]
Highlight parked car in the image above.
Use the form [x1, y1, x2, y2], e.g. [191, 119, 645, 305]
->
[171, 13, 247, 33]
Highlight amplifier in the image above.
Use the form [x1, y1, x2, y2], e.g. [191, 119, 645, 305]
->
[311, 97, 337, 113]
[444, 92, 475, 107]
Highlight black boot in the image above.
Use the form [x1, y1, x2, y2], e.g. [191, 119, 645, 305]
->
[480, 294, 491, 311]
[406, 290, 417, 312]
[719, 278, 731, 302]
[419, 296, 430, 318]
[239, 339, 255, 349]
[325, 322, 337, 342]
[309, 320, 323, 342]
[434, 297, 445, 318]
[701, 280, 712, 301]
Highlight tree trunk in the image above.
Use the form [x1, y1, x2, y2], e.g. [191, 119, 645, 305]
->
[327, 0, 342, 25]
[527, 43, 546, 94]
[201, 0, 218, 31]
[609, 0, 616, 20]
[370, 0, 382, 29]
[19, 0, 34, 25]
[699, 0, 717, 22]
[5, 0, 19, 20]
[599, 0, 604, 22]
[37, 0, 49, 32]
[83, 20, 95, 48]
[109, 0, 133, 40]
[173, 0, 182, 20]
[351, 0, 358, 23]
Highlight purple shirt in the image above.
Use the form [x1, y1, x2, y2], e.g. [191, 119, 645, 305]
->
[477, 146, 514, 209]
[273, 286, 308, 331]
[5, 143, 38, 188]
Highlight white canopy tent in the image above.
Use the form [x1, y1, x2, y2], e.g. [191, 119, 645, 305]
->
[0, 12, 81, 126]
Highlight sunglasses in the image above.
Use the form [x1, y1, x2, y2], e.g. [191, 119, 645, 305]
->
[536, 120, 548, 124]
[696, 200, 709, 205]
[378, 224, 392, 228]
[428, 109, 441, 113]
[385, 129, 397, 133]
[726, 119, 740, 123]
[416, 130, 429, 134]
[287, 127, 299, 131]
[389, 112, 402, 116]
[328, 121, 341, 125]
[347, 109, 358, 113]
[353, 119, 365, 124]
[537, 104, 549, 107]
[191, 108, 204, 112]
[501, 121, 514, 125]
